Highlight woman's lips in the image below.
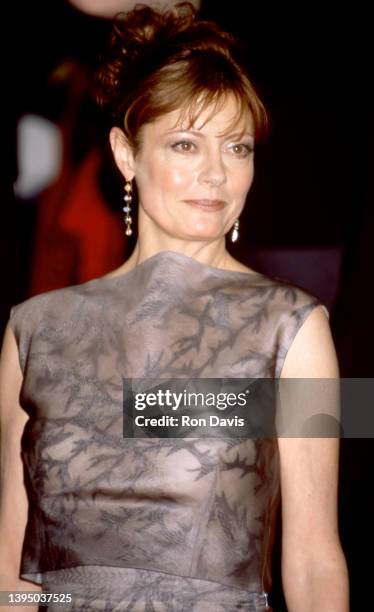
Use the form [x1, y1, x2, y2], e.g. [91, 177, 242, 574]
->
[183, 199, 226, 211]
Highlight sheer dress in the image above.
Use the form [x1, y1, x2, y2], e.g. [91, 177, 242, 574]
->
[9, 250, 327, 611]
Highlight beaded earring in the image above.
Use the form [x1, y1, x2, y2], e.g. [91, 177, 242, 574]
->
[123, 180, 133, 236]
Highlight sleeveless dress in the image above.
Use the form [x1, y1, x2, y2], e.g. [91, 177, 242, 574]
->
[9, 250, 327, 611]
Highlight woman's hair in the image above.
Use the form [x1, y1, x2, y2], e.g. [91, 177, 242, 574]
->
[95, 2, 269, 150]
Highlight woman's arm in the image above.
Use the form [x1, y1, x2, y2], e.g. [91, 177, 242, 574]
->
[0, 322, 41, 610]
[278, 305, 349, 612]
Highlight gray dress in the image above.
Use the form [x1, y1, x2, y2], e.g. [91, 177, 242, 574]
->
[9, 250, 326, 611]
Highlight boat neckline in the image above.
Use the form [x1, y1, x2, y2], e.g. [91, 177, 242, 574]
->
[92, 249, 262, 285]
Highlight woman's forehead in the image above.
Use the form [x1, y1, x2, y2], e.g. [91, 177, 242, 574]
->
[150, 97, 254, 137]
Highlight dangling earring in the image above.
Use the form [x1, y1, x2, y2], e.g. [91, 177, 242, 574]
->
[123, 180, 133, 236]
[230, 218, 240, 243]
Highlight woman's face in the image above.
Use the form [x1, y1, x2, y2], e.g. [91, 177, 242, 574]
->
[114, 95, 255, 243]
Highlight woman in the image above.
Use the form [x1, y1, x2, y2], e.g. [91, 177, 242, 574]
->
[0, 3, 349, 610]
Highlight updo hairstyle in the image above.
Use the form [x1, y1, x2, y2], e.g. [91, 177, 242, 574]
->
[95, 2, 269, 151]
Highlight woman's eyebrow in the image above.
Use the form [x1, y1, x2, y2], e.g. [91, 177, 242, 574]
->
[164, 129, 204, 137]
[223, 131, 254, 140]
[164, 129, 254, 139]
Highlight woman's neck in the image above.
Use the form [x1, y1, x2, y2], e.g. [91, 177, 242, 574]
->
[105, 238, 246, 279]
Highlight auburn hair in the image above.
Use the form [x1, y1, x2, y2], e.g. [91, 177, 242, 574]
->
[95, 2, 269, 150]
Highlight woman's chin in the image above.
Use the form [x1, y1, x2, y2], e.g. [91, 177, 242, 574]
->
[176, 221, 228, 241]
[177, 229, 226, 242]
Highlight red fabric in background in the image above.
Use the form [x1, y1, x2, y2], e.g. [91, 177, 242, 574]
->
[29, 148, 125, 296]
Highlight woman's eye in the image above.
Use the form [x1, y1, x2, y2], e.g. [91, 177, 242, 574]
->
[229, 143, 254, 158]
[171, 141, 196, 153]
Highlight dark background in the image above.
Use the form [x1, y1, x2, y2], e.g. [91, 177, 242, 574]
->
[1, 1, 373, 609]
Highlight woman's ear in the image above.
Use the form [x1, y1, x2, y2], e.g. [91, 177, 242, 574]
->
[109, 127, 135, 181]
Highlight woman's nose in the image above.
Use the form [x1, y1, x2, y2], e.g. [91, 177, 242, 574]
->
[198, 151, 227, 187]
